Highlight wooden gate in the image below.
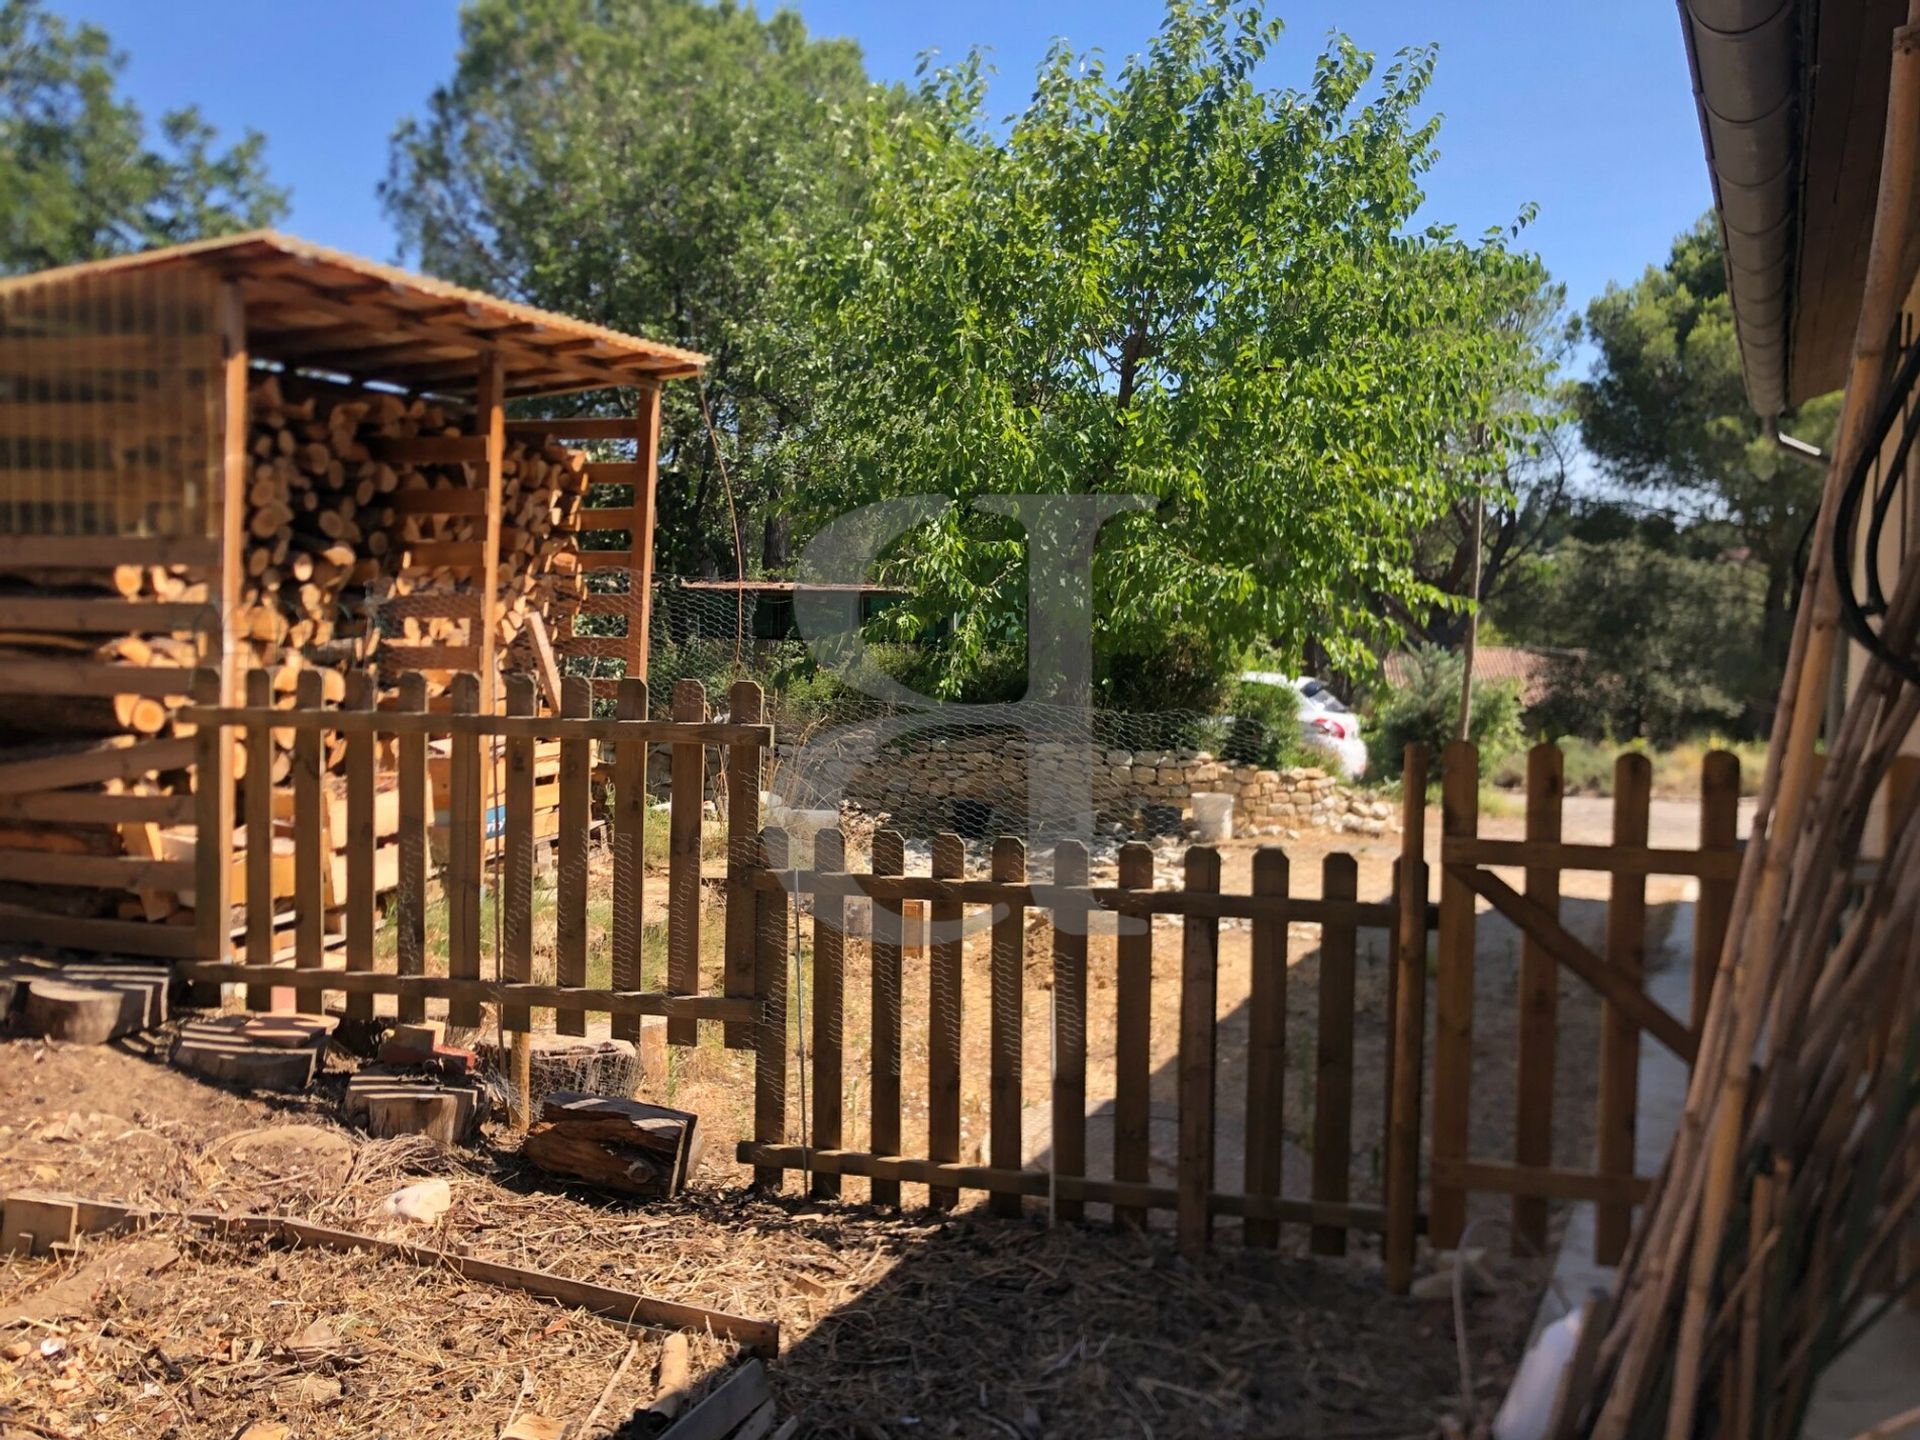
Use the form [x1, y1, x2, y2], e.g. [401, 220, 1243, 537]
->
[1428, 739, 1742, 1262]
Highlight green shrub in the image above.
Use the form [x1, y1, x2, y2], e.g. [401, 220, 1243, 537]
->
[1371, 645, 1524, 780]
[1225, 680, 1307, 770]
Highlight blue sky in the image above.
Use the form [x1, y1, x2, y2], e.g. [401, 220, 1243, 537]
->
[50, 0, 1709, 325]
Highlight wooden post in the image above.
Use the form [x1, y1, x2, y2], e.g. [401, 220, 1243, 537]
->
[927, 832, 966, 1210]
[1693, 750, 1741, 1032]
[241, 668, 273, 1010]
[1177, 845, 1222, 1254]
[344, 671, 376, 1023]
[1430, 739, 1479, 1250]
[216, 284, 247, 702]
[870, 830, 905, 1208]
[1514, 742, 1564, 1254]
[446, 673, 482, 1029]
[555, 674, 591, 1036]
[1596, 751, 1651, 1264]
[1051, 839, 1090, 1225]
[191, 668, 233, 979]
[611, 676, 649, 1041]
[1244, 846, 1289, 1249]
[503, 675, 536, 1127]
[1312, 852, 1358, 1256]
[989, 836, 1027, 1219]
[1384, 744, 1430, 1292]
[476, 354, 506, 712]
[627, 382, 663, 681]
[752, 827, 789, 1191]
[811, 827, 846, 1200]
[1113, 842, 1154, 1230]
[394, 673, 429, 1026]
[722, 681, 764, 1050]
[666, 679, 705, 1047]
[292, 669, 324, 1016]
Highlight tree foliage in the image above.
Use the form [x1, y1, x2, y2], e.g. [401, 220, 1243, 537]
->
[788, 3, 1559, 691]
[384, 0, 888, 577]
[0, 0, 285, 274]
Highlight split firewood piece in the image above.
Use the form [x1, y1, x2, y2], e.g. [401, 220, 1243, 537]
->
[519, 1093, 702, 1198]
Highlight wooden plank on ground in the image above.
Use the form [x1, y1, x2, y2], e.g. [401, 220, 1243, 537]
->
[1244, 846, 1289, 1249]
[1113, 842, 1153, 1230]
[811, 828, 846, 1201]
[395, 674, 428, 1025]
[927, 832, 965, 1211]
[1311, 852, 1357, 1256]
[1051, 839, 1089, 1224]
[666, 680, 705, 1048]
[1178, 845, 1221, 1255]
[1514, 742, 1563, 1254]
[555, 675, 591, 1036]
[1596, 752, 1650, 1265]
[722, 681, 764, 1050]
[292, 669, 325, 1014]
[989, 837, 1027, 1219]
[502, 676, 536, 1034]
[1430, 739, 1479, 1250]
[446, 674, 482, 1030]
[610, 677, 648, 1042]
[870, 830, 905, 1208]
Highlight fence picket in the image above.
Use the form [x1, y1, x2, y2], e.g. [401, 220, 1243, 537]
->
[1430, 739, 1479, 1249]
[752, 827, 789, 1191]
[1693, 750, 1740, 1032]
[190, 669, 232, 991]
[1597, 752, 1652, 1263]
[292, 668, 325, 1016]
[344, 671, 376, 1022]
[1244, 846, 1289, 1249]
[1113, 842, 1154, 1231]
[811, 827, 846, 1201]
[502, 674, 536, 1034]
[1312, 852, 1358, 1256]
[1052, 839, 1090, 1224]
[1178, 845, 1222, 1255]
[555, 675, 591, 1036]
[666, 679, 705, 1047]
[241, 668, 273, 1010]
[611, 676, 649, 1041]
[927, 832, 966, 1211]
[395, 673, 428, 1025]
[990, 836, 1027, 1219]
[1514, 742, 1564, 1254]
[446, 673, 482, 1029]
[871, 830, 906, 1208]
[723, 680, 764, 1050]
[1384, 744, 1430, 1292]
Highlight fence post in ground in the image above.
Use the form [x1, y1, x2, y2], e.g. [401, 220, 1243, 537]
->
[666, 679, 705, 1048]
[723, 681, 765, 1051]
[927, 833, 966, 1211]
[1113, 842, 1154, 1231]
[1693, 750, 1741, 1033]
[1312, 852, 1358, 1256]
[870, 830, 905, 1208]
[191, 667, 233, 989]
[1384, 743, 1430, 1293]
[1596, 751, 1652, 1263]
[445, 674, 484, 1029]
[752, 826, 789, 1191]
[241, 667, 274, 1010]
[555, 675, 592, 1036]
[1514, 741, 1564, 1255]
[292, 668, 326, 1016]
[502, 674, 538, 1129]
[344, 670, 376, 1023]
[1430, 739, 1479, 1250]
[989, 836, 1028, 1219]
[610, 675, 649, 1041]
[395, 673, 429, 1025]
[811, 827, 846, 1201]
[1244, 846, 1290, 1250]
[1052, 839, 1090, 1225]
[1178, 845, 1221, 1255]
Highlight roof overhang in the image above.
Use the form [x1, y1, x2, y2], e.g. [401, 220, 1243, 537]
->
[0, 231, 708, 400]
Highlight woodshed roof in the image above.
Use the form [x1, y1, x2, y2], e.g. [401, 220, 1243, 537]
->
[0, 231, 707, 399]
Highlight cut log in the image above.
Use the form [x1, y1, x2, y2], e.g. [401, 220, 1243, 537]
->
[519, 1092, 702, 1198]
[171, 1014, 325, 1090]
[22, 979, 124, 1045]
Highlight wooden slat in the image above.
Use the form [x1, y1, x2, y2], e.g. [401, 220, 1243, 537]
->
[1596, 752, 1651, 1265]
[586, 460, 649, 484]
[1312, 852, 1358, 1256]
[610, 677, 648, 1042]
[241, 670, 274, 1010]
[752, 829, 788, 1192]
[870, 830, 905, 1208]
[399, 541, 484, 569]
[476, 353, 505, 711]
[1244, 846, 1289, 1249]
[0, 791, 192, 825]
[555, 675, 591, 1036]
[0, 850, 191, 889]
[503, 675, 537, 1033]
[1693, 750, 1741, 1031]
[665, 681, 705, 1048]
[811, 827, 847, 1201]
[1514, 742, 1564, 1254]
[576, 507, 636, 532]
[0, 904, 201, 959]
[1051, 839, 1089, 1224]
[0, 598, 217, 634]
[525, 611, 563, 713]
[625, 385, 661, 678]
[446, 674, 482, 1029]
[1430, 740, 1479, 1250]
[1114, 841, 1154, 1230]
[395, 674, 429, 1025]
[380, 644, 480, 672]
[389, 488, 487, 516]
[1385, 744, 1430, 1293]
[506, 418, 644, 441]
[987, 837, 1029, 1219]
[927, 832, 965, 1211]
[0, 736, 194, 796]
[0, 659, 194, 698]
[291, 670, 325, 1013]
[367, 435, 488, 464]
[1440, 836, 1741, 879]
[1431, 1156, 1652, 1208]
[0, 536, 218, 569]
[344, 673, 376, 1023]
[721, 681, 764, 1051]
[180, 705, 770, 747]
[1178, 845, 1221, 1255]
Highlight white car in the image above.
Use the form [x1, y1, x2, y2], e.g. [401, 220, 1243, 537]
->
[1240, 671, 1369, 779]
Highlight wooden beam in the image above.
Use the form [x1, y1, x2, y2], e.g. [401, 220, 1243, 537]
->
[0, 536, 219, 570]
[0, 791, 194, 825]
[477, 353, 506, 711]
[177, 705, 770, 747]
[0, 849, 193, 890]
[628, 384, 662, 680]
[0, 736, 195, 795]
[0, 599, 217, 634]
[507, 418, 645, 441]
[0, 659, 196, 698]
[367, 435, 490, 465]
[1442, 836, 1742, 880]
[0, 904, 201, 958]
[218, 284, 248, 703]
[1430, 1156, 1653, 1208]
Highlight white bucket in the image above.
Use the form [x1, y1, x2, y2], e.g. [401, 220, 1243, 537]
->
[1190, 791, 1234, 842]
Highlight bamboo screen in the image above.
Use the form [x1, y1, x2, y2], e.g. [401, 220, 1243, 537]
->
[0, 264, 221, 537]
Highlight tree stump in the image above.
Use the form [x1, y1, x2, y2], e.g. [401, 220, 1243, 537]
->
[22, 980, 124, 1045]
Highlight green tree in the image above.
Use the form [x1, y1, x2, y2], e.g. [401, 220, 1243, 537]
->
[384, 0, 888, 577]
[789, 3, 1558, 694]
[0, 0, 285, 273]
[1579, 214, 1837, 714]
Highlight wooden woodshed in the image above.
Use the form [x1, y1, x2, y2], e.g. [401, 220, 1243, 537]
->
[0, 231, 706, 957]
